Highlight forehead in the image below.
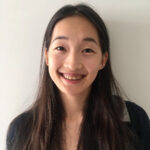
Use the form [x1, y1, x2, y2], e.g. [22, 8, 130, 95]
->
[51, 16, 99, 43]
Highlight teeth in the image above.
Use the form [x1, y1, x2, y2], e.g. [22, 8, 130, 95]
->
[62, 74, 83, 80]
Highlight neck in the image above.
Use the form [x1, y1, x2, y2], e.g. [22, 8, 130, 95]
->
[60, 91, 90, 121]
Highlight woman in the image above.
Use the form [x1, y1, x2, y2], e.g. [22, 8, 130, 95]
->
[6, 4, 150, 150]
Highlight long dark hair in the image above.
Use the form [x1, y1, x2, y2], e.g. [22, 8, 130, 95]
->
[7, 4, 135, 150]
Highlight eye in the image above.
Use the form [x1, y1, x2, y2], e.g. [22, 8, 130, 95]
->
[82, 48, 95, 54]
[55, 46, 65, 51]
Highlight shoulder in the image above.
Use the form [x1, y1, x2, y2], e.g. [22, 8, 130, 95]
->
[125, 101, 150, 150]
[6, 111, 32, 150]
[125, 101, 150, 126]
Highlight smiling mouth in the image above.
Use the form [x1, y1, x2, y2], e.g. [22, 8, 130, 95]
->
[59, 72, 85, 81]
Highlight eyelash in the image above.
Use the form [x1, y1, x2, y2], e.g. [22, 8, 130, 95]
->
[82, 48, 95, 53]
[55, 46, 65, 51]
[54, 46, 95, 54]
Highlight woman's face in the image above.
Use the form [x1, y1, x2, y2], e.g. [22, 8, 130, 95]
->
[45, 16, 108, 97]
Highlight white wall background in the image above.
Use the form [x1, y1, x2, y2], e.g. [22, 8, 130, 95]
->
[0, 0, 150, 149]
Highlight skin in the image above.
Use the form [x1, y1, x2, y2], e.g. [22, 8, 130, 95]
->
[45, 16, 108, 150]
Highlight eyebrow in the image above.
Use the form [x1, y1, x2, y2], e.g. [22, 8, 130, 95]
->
[52, 36, 98, 45]
[83, 37, 98, 45]
[52, 36, 68, 42]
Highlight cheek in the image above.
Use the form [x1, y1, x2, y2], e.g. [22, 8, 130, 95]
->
[48, 54, 62, 73]
[84, 58, 101, 74]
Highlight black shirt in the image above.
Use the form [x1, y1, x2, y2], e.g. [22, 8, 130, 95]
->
[6, 101, 150, 150]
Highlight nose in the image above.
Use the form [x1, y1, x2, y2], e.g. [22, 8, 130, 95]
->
[63, 51, 82, 71]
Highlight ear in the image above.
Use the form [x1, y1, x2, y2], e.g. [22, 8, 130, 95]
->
[99, 52, 108, 70]
[45, 49, 49, 66]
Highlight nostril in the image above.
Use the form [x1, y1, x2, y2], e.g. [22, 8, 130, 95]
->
[63, 62, 83, 70]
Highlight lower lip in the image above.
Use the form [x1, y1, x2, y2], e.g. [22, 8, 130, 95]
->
[60, 74, 85, 84]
